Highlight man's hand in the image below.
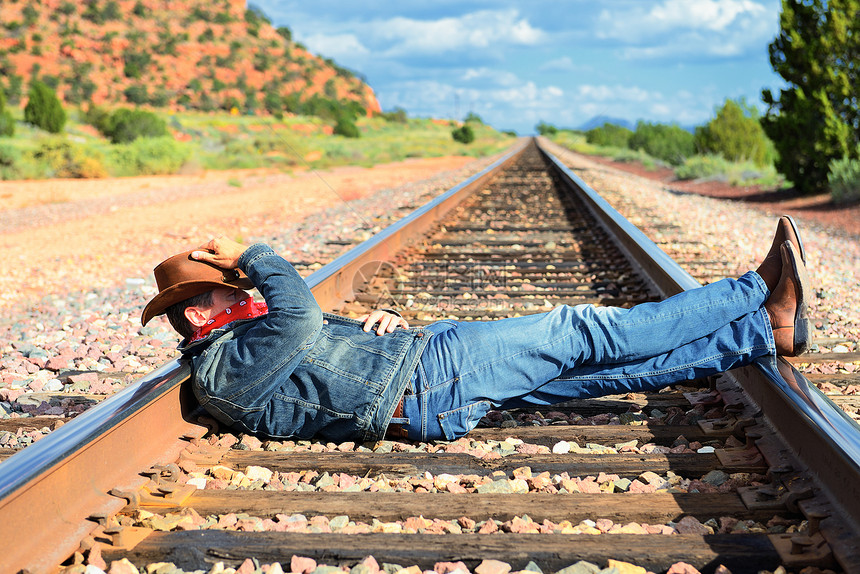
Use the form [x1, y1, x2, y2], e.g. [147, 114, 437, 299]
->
[357, 310, 409, 336]
[191, 236, 248, 269]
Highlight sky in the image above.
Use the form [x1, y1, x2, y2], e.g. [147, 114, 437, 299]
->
[252, 0, 786, 134]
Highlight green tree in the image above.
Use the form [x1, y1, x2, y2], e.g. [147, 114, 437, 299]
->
[24, 80, 66, 133]
[695, 99, 772, 166]
[452, 124, 475, 144]
[629, 121, 694, 166]
[761, 0, 859, 194]
[535, 121, 557, 136]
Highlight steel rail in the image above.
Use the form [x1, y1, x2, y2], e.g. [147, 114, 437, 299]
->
[537, 138, 860, 566]
[0, 140, 528, 574]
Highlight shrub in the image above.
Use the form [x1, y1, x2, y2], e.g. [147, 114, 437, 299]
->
[124, 85, 149, 105]
[333, 117, 360, 138]
[82, 105, 113, 134]
[104, 108, 169, 143]
[31, 138, 107, 178]
[24, 81, 66, 133]
[629, 121, 694, 166]
[452, 124, 475, 144]
[107, 136, 190, 175]
[828, 155, 860, 204]
[674, 154, 732, 181]
[586, 123, 632, 148]
[0, 91, 14, 137]
[381, 107, 408, 123]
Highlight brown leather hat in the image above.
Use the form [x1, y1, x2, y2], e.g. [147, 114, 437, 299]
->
[141, 250, 254, 326]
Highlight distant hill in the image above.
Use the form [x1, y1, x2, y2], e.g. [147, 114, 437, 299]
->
[0, 0, 380, 116]
[577, 115, 635, 132]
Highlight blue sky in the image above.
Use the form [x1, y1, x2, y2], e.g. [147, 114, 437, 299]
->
[253, 0, 785, 134]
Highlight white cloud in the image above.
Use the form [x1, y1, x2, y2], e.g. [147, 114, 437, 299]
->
[301, 33, 370, 61]
[367, 9, 545, 56]
[462, 67, 520, 87]
[538, 57, 583, 73]
[578, 84, 657, 103]
[596, 0, 776, 60]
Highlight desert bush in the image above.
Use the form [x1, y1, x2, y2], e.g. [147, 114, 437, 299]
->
[0, 143, 21, 178]
[629, 121, 694, 166]
[24, 81, 66, 133]
[828, 155, 860, 204]
[333, 117, 360, 138]
[452, 124, 475, 144]
[586, 123, 632, 148]
[381, 107, 408, 123]
[106, 136, 190, 176]
[674, 154, 732, 180]
[103, 108, 169, 143]
[82, 105, 113, 134]
[31, 138, 107, 178]
[0, 91, 14, 137]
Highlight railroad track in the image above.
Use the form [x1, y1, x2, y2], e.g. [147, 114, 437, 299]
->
[2, 139, 859, 574]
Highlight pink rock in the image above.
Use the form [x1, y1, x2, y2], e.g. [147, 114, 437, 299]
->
[87, 544, 107, 569]
[627, 479, 656, 494]
[435, 561, 469, 574]
[675, 516, 710, 535]
[359, 555, 380, 574]
[241, 435, 263, 450]
[666, 563, 702, 574]
[474, 560, 511, 574]
[108, 558, 140, 574]
[291, 555, 317, 574]
[0, 388, 25, 402]
[236, 559, 257, 574]
[68, 372, 99, 385]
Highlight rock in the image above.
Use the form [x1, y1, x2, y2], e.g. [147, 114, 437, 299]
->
[245, 465, 274, 483]
[552, 441, 571, 454]
[522, 562, 542, 573]
[666, 562, 701, 574]
[701, 469, 728, 486]
[605, 560, 647, 574]
[553, 562, 600, 574]
[108, 559, 140, 574]
[474, 560, 511, 574]
[291, 556, 317, 574]
[675, 516, 712, 535]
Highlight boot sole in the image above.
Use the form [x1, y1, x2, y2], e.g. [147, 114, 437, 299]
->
[785, 242, 811, 355]
[783, 214, 806, 265]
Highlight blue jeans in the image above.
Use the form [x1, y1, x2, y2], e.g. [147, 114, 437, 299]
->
[398, 271, 775, 441]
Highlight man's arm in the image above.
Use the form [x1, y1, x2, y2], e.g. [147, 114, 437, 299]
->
[194, 236, 408, 336]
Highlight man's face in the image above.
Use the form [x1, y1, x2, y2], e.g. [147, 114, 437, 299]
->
[206, 287, 250, 318]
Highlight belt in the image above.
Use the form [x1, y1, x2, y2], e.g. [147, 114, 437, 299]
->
[385, 395, 408, 439]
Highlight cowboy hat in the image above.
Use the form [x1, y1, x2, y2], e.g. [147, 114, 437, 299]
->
[141, 250, 254, 326]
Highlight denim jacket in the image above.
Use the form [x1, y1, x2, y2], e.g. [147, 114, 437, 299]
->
[179, 244, 430, 442]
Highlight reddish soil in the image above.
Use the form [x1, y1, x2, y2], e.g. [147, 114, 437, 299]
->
[586, 156, 860, 238]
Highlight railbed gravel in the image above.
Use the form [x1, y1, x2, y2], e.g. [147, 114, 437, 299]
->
[1, 149, 858, 413]
[4, 151, 844, 574]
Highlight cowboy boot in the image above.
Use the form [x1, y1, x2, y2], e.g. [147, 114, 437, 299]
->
[756, 215, 806, 292]
[765, 241, 812, 356]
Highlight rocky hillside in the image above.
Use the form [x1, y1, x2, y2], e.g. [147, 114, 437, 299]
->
[0, 0, 380, 116]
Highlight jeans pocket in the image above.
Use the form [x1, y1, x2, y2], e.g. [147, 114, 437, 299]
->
[437, 400, 491, 441]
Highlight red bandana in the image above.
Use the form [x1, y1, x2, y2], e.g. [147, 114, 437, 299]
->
[189, 297, 269, 343]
